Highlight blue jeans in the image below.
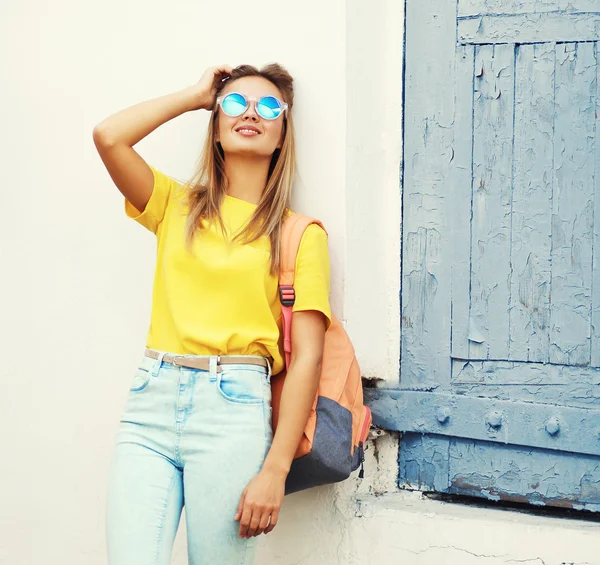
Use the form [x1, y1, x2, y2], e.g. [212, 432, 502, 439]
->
[106, 351, 273, 565]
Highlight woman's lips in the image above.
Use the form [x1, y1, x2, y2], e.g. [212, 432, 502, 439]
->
[235, 125, 261, 136]
[236, 128, 260, 136]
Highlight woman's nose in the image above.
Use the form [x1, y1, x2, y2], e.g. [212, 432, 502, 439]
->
[241, 102, 259, 121]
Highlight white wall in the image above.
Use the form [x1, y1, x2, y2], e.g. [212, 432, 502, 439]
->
[3, 1, 598, 564]
[345, 0, 402, 383]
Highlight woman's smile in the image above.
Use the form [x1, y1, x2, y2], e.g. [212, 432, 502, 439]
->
[235, 125, 261, 136]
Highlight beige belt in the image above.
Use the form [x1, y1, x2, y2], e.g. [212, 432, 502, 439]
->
[144, 348, 269, 372]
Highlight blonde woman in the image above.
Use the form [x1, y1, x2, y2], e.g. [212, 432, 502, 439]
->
[93, 64, 331, 565]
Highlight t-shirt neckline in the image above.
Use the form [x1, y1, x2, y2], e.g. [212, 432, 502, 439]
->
[224, 193, 259, 207]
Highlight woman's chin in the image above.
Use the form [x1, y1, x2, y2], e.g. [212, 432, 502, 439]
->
[222, 144, 276, 159]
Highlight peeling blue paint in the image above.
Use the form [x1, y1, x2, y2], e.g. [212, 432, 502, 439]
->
[399, 433, 600, 512]
[398, 0, 600, 511]
[459, 11, 600, 44]
[367, 389, 600, 456]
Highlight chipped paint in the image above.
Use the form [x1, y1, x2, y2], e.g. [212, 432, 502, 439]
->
[459, 12, 600, 44]
[367, 388, 600, 456]
[510, 43, 554, 363]
[458, 0, 598, 17]
[458, 0, 599, 18]
[550, 42, 596, 366]
[398, 0, 600, 512]
[447, 440, 600, 511]
[397, 432, 600, 512]
[469, 43, 515, 362]
[402, 0, 455, 393]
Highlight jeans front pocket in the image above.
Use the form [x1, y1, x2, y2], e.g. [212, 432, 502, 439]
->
[216, 366, 268, 406]
[129, 367, 151, 392]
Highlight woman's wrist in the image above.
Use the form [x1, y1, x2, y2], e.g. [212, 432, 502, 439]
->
[179, 85, 213, 112]
[261, 459, 290, 478]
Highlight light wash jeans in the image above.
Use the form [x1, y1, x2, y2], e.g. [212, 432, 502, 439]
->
[106, 351, 273, 565]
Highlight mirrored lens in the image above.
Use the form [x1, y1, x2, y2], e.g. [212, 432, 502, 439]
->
[257, 96, 283, 120]
[221, 93, 247, 117]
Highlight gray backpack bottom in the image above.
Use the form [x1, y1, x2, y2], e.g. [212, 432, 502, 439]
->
[284, 396, 363, 495]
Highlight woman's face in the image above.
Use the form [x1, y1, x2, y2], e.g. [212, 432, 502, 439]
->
[216, 76, 286, 159]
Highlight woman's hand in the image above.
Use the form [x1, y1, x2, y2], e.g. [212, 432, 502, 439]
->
[234, 468, 286, 538]
[187, 65, 234, 111]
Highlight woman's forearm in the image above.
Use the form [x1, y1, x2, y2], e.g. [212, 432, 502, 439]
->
[93, 86, 204, 147]
[262, 356, 322, 476]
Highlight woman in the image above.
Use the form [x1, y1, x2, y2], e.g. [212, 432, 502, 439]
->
[93, 63, 331, 565]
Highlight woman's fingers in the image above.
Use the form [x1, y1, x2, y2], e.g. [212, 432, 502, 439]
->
[209, 65, 233, 91]
[264, 509, 279, 535]
[239, 501, 275, 538]
[235, 472, 285, 538]
[238, 500, 254, 538]
[253, 512, 271, 537]
[189, 65, 234, 111]
[234, 489, 246, 522]
[199, 64, 231, 82]
[212, 64, 234, 78]
[246, 509, 261, 538]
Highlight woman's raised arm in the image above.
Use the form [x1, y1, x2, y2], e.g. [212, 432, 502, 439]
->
[92, 65, 232, 212]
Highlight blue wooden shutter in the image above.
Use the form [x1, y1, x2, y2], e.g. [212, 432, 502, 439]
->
[367, 0, 600, 511]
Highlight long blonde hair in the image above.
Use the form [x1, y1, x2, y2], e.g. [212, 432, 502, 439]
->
[184, 63, 296, 275]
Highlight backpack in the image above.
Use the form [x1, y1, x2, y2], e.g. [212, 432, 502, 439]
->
[270, 213, 372, 495]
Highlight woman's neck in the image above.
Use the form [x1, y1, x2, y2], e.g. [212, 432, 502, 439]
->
[223, 154, 271, 205]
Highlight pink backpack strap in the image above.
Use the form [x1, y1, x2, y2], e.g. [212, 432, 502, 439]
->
[279, 214, 326, 369]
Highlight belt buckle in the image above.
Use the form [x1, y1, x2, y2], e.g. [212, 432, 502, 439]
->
[171, 355, 185, 367]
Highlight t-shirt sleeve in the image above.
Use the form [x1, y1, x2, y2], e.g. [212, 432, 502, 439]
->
[292, 223, 332, 329]
[124, 165, 179, 234]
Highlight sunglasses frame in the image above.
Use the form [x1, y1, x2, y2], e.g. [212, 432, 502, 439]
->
[216, 92, 288, 121]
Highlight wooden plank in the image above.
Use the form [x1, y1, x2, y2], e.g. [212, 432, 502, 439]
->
[509, 44, 554, 363]
[459, 0, 556, 17]
[451, 358, 600, 409]
[399, 434, 450, 492]
[458, 0, 599, 17]
[469, 44, 515, 360]
[592, 41, 600, 367]
[453, 383, 600, 410]
[458, 12, 600, 44]
[367, 388, 600, 456]
[401, 0, 456, 387]
[550, 42, 596, 366]
[448, 438, 600, 512]
[451, 358, 600, 385]
[451, 44, 476, 359]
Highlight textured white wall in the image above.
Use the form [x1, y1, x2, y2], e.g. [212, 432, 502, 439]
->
[348, 490, 600, 565]
[345, 0, 402, 383]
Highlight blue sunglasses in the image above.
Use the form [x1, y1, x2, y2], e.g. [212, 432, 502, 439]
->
[216, 92, 288, 121]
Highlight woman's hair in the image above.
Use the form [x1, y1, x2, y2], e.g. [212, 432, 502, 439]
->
[184, 63, 296, 275]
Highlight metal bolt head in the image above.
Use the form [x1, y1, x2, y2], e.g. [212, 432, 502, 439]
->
[486, 410, 503, 429]
[545, 417, 560, 436]
[436, 407, 451, 424]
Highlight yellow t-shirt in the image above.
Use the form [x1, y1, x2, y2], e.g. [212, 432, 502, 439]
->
[125, 166, 331, 375]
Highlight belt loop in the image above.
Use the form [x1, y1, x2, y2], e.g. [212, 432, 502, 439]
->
[151, 351, 166, 378]
[265, 357, 272, 381]
[209, 355, 218, 382]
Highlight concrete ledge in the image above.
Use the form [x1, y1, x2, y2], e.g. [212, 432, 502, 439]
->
[351, 490, 600, 565]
